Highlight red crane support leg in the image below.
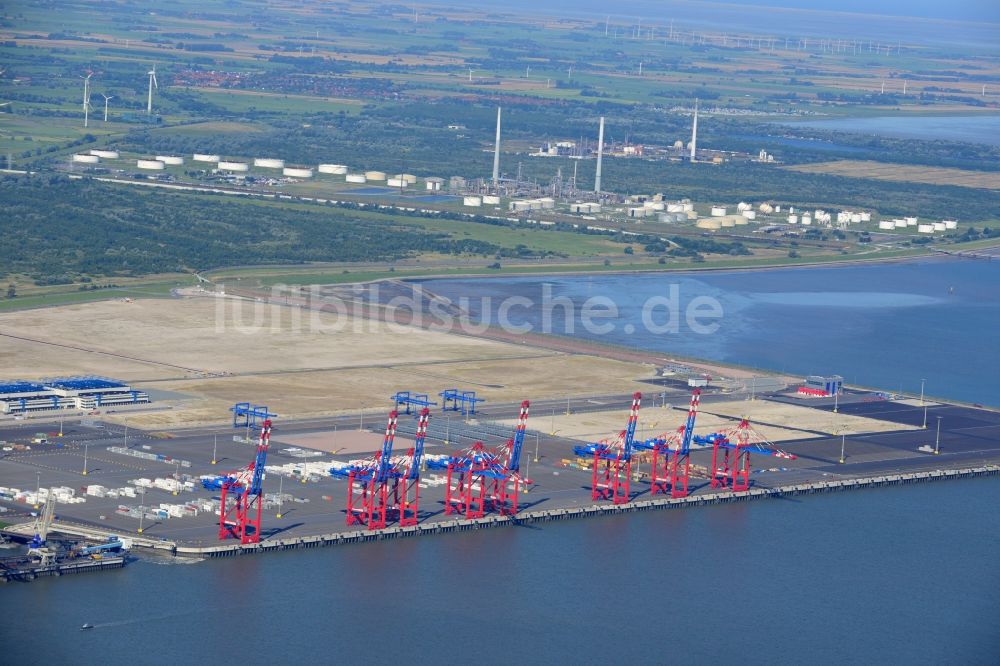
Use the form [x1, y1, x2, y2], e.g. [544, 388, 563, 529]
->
[650, 445, 671, 495]
[399, 477, 419, 527]
[499, 476, 520, 515]
[669, 450, 691, 498]
[444, 464, 466, 515]
[366, 481, 389, 530]
[465, 474, 486, 518]
[731, 449, 751, 492]
[710, 440, 732, 489]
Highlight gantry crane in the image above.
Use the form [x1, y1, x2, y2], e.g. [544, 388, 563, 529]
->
[202, 418, 273, 544]
[330, 410, 400, 530]
[494, 400, 531, 515]
[635, 389, 701, 498]
[699, 418, 797, 491]
[397, 408, 430, 527]
[574, 392, 641, 504]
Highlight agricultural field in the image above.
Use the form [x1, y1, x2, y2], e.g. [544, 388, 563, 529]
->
[785, 160, 1000, 191]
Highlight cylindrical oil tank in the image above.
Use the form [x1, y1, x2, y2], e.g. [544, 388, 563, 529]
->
[193, 153, 220, 162]
[73, 154, 100, 163]
[345, 173, 367, 183]
[463, 196, 482, 207]
[137, 159, 165, 170]
[156, 155, 184, 166]
[482, 195, 500, 205]
[254, 158, 285, 169]
[89, 149, 119, 159]
[364, 171, 387, 181]
[318, 164, 348, 175]
[696, 218, 722, 230]
[283, 167, 313, 178]
[218, 161, 249, 172]
[711, 206, 726, 217]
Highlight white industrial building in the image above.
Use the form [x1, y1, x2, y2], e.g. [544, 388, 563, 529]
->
[0, 378, 150, 415]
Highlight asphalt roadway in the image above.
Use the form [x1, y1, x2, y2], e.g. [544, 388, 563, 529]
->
[1, 392, 998, 547]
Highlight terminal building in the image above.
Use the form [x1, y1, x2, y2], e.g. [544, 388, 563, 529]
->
[0, 377, 150, 414]
[799, 374, 844, 397]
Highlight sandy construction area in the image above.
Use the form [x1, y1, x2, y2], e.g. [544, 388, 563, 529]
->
[1, 297, 657, 428]
[507, 397, 916, 445]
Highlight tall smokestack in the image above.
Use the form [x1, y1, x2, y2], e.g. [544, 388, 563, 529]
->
[690, 99, 698, 162]
[492, 107, 502, 187]
[594, 116, 605, 193]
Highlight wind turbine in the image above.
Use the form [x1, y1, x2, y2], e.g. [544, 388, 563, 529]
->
[101, 93, 113, 122]
[146, 64, 158, 115]
[80, 73, 93, 128]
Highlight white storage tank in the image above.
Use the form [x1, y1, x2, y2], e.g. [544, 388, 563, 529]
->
[860, 212, 871, 222]
[345, 173, 367, 184]
[425, 177, 444, 191]
[510, 201, 531, 212]
[283, 167, 313, 178]
[719, 216, 737, 227]
[365, 171, 387, 181]
[318, 164, 348, 175]
[917, 224, 934, 233]
[89, 149, 119, 159]
[943, 220, 957, 230]
[156, 155, 184, 166]
[628, 207, 648, 218]
[696, 218, 722, 230]
[588, 203, 602, 214]
[850, 213, 862, 224]
[711, 206, 726, 217]
[894, 219, 907, 228]
[538, 197, 555, 209]
[254, 158, 285, 169]
[401, 174, 417, 185]
[387, 178, 408, 188]
[759, 203, 774, 214]
[463, 196, 482, 207]
[742, 210, 756, 220]
[482, 195, 500, 205]
[644, 201, 665, 211]
[667, 203, 684, 213]
[932, 222, 946, 231]
[682, 203, 694, 212]
[801, 215, 812, 225]
[72, 153, 100, 163]
[137, 159, 165, 170]
[878, 221, 895, 230]
[737, 202, 751, 212]
[193, 154, 220, 163]
[218, 161, 249, 172]
[905, 216, 918, 226]
[787, 215, 799, 224]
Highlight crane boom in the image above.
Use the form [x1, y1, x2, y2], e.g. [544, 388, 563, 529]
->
[406, 408, 430, 479]
[375, 411, 398, 483]
[678, 389, 701, 454]
[506, 400, 530, 473]
[249, 418, 272, 495]
[622, 392, 641, 461]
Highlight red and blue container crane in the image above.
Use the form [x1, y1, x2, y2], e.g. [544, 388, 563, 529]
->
[397, 408, 430, 527]
[698, 418, 797, 491]
[574, 392, 641, 504]
[635, 389, 701, 498]
[202, 417, 273, 544]
[330, 410, 401, 530]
